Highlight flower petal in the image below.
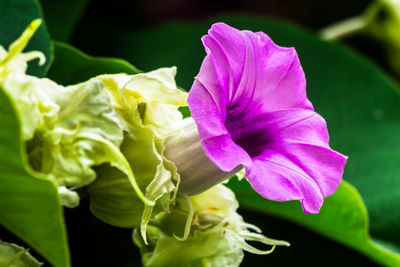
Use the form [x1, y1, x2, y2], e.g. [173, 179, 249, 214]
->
[194, 55, 228, 119]
[272, 142, 347, 198]
[225, 108, 320, 157]
[266, 109, 329, 145]
[201, 23, 312, 115]
[241, 30, 312, 111]
[187, 79, 228, 139]
[266, 109, 347, 197]
[202, 133, 252, 172]
[242, 109, 347, 212]
[247, 150, 324, 214]
[201, 23, 246, 97]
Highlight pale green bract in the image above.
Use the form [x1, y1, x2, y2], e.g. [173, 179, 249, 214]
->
[0, 18, 188, 244]
[0, 19, 47, 141]
[134, 185, 290, 267]
[0, 241, 42, 267]
[0, 20, 133, 208]
[90, 69, 187, 241]
[133, 184, 289, 267]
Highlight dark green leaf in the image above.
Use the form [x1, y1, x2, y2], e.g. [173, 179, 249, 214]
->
[40, 0, 89, 42]
[0, 87, 69, 266]
[0, 0, 52, 77]
[47, 41, 140, 85]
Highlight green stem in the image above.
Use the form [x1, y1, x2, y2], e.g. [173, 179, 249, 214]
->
[320, 15, 367, 40]
[173, 195, 194, 241]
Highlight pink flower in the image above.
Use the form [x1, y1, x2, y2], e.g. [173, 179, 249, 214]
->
[187, 23, 347, 213]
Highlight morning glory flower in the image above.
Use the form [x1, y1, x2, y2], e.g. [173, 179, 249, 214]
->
[166, 23, 347, 214]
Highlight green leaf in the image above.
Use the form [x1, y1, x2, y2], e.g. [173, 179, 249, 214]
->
[0, 86, 69, 266]
[47, 41, 140, 85]
[40, 0, 89, 42]
[79, 15, 400, 265]
[228, 179, 400, 266]
[0, 0, 52, 77]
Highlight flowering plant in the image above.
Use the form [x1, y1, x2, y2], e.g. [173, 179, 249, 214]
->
[0, 1, 400, 267]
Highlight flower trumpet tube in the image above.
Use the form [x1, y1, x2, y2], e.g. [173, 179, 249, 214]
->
[164, 117, 242, 195]
[165, 23, 347, 214]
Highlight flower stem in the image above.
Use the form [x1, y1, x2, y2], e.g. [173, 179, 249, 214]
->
[320, 15, 367, 40]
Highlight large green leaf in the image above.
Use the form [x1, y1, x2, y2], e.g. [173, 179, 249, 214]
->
[40, 0, 89, 42]
[0, 0, 52, 77]
[0, 86, 69, 266]
[228, 179, 400, 266]
[71, 15, 400, 265]
[47, 41, 140, 85]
